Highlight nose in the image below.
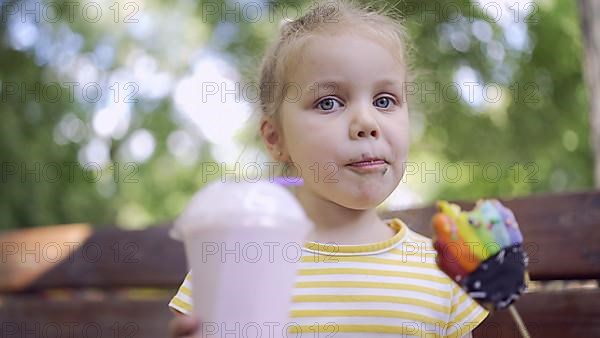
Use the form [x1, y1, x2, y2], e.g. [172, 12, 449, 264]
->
[349, 104, 381, 140]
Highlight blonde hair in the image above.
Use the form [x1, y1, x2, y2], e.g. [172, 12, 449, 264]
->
[249, 0, 410, 178]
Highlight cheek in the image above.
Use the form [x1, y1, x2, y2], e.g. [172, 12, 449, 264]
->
[284, 117, 335, 161]
[386, 117, 410, 154]
[292, 141, 337, 176]
[385, 117, 410, 178]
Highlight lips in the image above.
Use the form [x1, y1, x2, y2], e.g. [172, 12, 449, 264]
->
[347, 159, 386, 167]
[345, 156, 389, 174]
[346, 156, 388, 166]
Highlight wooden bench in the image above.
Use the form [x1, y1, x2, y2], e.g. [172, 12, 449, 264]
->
[1, 190, 599, 337]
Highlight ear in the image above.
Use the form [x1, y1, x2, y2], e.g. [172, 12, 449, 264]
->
[260, 116, 286, 161]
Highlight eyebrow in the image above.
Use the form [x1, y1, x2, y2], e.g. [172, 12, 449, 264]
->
[306, 78, 404, 95]
[374, 78, 405, 88]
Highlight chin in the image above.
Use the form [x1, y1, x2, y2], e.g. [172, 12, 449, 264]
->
[317, 177, 395, 209]
[337, 193, 387, 210]
[342, 201, 383, 211]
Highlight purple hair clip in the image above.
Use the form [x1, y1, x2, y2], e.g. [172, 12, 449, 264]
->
[273, 176, 304, 186]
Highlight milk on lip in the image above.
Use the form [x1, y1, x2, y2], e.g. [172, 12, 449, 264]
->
[170, 180, 315, 336]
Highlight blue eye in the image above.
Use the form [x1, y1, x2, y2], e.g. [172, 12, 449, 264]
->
[316, 97, 342, 112]
[374, 96, 395, 109]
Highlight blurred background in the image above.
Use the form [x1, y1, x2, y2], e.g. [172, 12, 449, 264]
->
[0, 0, 596, 230]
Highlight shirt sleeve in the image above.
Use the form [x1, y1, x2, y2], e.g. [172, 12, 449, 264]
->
[168, 270, 193, 315]
[444, 283, 489, 338]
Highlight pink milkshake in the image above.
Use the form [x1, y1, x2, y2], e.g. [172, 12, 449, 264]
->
[170, 179, 314, 337]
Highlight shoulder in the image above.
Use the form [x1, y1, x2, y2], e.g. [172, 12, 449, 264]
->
[398, 223, 436, 252]
[168, 271, 194, 315]
[387, 221, 450, 276]
[406, 226, 434, 244]
[389, 223, 455, 286]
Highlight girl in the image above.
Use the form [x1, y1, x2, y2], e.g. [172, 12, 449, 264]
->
[169, 0, 488, 337]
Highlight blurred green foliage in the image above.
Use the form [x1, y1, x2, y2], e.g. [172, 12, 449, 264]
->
[0, 0, 593, 230]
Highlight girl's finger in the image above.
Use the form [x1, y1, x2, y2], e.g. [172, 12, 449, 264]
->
[169, 315, 200, 337]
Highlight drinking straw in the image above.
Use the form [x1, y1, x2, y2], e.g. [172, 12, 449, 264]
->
[273, 176, 304, 186]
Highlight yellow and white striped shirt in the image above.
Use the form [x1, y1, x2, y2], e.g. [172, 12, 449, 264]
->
[169, 218, 488, 337]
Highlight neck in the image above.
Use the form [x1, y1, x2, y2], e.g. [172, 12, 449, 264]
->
[292, 186, 394, 245]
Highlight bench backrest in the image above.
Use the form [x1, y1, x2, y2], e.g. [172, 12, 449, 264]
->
[1, 190, 599, 337]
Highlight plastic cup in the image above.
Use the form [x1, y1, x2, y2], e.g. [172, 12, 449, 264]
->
[170, 180, 315, 337]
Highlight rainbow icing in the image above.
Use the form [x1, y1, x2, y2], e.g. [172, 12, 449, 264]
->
[432, 199, 524, 281]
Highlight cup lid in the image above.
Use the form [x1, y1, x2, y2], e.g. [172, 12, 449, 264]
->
[169, 180, 314, 241]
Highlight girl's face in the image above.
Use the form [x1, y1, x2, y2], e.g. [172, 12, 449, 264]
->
[271, 31, 409, 210]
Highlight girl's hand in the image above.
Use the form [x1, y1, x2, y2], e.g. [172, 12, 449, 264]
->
[169, 311, 202, 338]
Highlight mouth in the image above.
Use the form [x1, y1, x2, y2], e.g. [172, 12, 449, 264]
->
[345, 156, 389, 167]
[346, 160, 387, 168]
[345, 155, 390, 174]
